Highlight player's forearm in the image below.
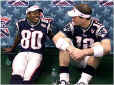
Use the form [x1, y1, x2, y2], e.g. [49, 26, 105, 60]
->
[83, 39, 111, 57]
[52, 31, 72, 51]
[101, 39, 111, 55]
[82, 48, 94, 57]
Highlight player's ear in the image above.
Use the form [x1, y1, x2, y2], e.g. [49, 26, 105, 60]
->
[40, 12, 44, 18]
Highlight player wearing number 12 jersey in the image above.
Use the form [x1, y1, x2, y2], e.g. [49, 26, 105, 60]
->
[52, 4, 111, 85]
[4, 5, 54, 84]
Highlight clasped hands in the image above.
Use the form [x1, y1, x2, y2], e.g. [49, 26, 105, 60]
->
[67, 46, 86, 61]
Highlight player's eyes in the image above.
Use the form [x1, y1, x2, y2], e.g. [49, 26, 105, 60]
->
[33, 13, 40, 15]
[31, 14, 40, 17]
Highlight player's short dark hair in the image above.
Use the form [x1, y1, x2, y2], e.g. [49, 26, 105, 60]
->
[75, 4, 92, 20]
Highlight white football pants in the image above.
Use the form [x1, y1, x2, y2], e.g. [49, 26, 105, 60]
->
[12, 52, 42, 81]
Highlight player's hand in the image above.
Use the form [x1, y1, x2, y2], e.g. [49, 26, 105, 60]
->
[67, 46, 85, 61]
[3, 48, 13, 52]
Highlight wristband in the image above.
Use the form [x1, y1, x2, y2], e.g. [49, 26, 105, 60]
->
[92, 45, 104, 57]
[56, 38, 70, 51]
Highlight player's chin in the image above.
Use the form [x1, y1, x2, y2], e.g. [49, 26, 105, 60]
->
[34, 18, 39, 22]
[32, 20, 38, 24]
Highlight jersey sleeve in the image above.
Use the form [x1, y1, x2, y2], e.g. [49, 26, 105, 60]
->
[15, 21, 20, 36]
[96, 26, 110, 41]
[61, 22, 73, 39]
[15, 19, 26, 33]
[16, 22, 19, 31]
[47, 23, 55, 39]
[15, 19, 25, 36]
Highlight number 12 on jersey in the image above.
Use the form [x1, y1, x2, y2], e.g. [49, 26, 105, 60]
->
[75, 36, 94, 48]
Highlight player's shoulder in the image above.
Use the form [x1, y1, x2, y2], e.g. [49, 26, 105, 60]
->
[65, 22, 73, 26]
[92, 18, 108, 36]
[63, 22, 74, 31]
[16, 18, 26, 25]
[41, 18, 50, 24]
[40, 18, 51, 29]
[16, 18, 26, 30]
[18, 18, 26, 23]
[92, 18, 105, 29]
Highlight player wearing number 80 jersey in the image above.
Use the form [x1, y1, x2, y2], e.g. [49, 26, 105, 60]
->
[17, 17, 50, 54]
[4, 5, 54, 84]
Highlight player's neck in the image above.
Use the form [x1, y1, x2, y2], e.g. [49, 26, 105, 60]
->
[27, 19, 40, 26]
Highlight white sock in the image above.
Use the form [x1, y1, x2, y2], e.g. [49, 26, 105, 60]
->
[60, 73, 69, 82]
[78, 72, 93, 83]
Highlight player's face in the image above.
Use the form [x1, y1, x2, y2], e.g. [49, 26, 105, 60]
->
[72, 16, 84, 26]
[27, 10, 41, 24]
